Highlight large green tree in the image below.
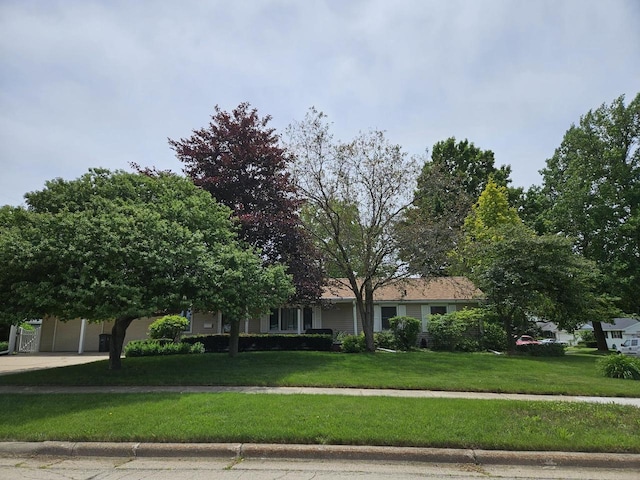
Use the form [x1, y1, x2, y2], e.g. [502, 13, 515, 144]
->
[0, 170, 293, 367]
[458, 180, 600, 353]
[286, 108, 419, 351]
[399, 138, 517, 275]
[534, 93, 640, 348]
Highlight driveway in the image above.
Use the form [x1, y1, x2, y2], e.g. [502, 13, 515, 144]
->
[0, 353, 108, 376]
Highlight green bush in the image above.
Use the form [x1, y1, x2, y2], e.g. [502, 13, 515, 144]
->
[597, 354, 640, 380]
[389, 316, 421, 351]
[0, 341, 8, 352]
[482, 322, 508, 351]
[148, 315, 189, 342]
[515, 343, 566, 357]
[124, 339, 201, 357]
[181, 334, 333, 352]
[341, 334, 366, 353]
[374, 330, 396, 349]
[427, 309, 483, 352]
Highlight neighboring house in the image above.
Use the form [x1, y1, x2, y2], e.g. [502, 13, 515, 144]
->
[536, 321, 577, 345]
[589, 318, 640, 350]
[37, 276, 483, 353]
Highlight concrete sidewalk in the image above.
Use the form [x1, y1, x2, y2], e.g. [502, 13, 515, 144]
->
[1, 384, 640, 408]
[0, 352, 108, 375]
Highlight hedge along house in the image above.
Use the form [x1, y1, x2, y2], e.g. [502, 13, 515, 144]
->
[37, 276, 482, 353]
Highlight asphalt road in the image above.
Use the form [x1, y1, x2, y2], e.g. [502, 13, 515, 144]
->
[1, 455, 638, 480]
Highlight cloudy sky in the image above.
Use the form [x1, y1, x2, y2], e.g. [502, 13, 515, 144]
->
[1, 0, 638, 206]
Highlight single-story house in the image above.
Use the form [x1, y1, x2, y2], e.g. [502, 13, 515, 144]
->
[579, 318, 640, 350]
[36, 276, 483, 353]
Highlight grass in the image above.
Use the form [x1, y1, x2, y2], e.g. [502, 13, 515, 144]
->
[0, 393, 638, 453]
[1, 350, 639, 397]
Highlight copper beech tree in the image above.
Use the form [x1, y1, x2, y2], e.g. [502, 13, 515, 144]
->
[170, 103, 324, 306]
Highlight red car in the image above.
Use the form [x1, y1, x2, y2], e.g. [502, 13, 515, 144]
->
[515, 335, 540, 346]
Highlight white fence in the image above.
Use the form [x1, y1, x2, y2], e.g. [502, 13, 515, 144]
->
[18, 327, 41, 353]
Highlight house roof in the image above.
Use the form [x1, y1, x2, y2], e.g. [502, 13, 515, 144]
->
[583, 318, 640, 331]
[322, 277, 482, 303]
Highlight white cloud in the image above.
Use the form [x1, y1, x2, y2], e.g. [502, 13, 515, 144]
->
[1, 0, 638, 205]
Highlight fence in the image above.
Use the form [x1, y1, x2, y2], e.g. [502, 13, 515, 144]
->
[18, 327, 41, 353]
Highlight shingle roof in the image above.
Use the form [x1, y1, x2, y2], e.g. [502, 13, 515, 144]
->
[322, 277, 482, 302]
[596, 318, 640, 331]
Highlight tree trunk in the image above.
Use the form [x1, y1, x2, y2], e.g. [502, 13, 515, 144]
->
[228, 319, 240, 358]
[592, 321, 609, 351]
[503, 317, 516, 355]
[363, 280, 375, 352]
[109, 316, 135, 370]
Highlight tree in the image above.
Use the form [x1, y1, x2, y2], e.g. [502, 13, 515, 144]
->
[399, 138, 517, 275]
[0, 169, 293, 367]
[535, 93, 640, 349]
[169, 102, 323, 305]
[457, 181, 599, 353]
[286, 108, 420, 351]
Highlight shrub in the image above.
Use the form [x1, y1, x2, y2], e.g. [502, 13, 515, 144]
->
[148, 315, 189, 342]
[124, 339, 200, 357]
[515, 343, 565, 357]
[341, 334, 366, 353]
[482, 322, 508, 351]
[0, 341, 8, 352]
[597, 354, 640, 380]
[181, 334, 333, 352]
[374, 330, 396, 349]
[389, 316, 421, 351]
[427, 309, 483, 352]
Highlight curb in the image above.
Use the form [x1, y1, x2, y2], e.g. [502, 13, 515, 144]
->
[1, 442, 638, 468]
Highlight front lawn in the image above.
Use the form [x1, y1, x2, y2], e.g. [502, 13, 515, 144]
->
[1, 350, 638, 397]
[0, 393, 638, 453]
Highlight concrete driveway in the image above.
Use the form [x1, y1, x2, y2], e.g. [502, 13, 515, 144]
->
[0, 353, 108, 376]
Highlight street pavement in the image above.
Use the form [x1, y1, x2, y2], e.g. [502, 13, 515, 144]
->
[1, 353, 639, 471]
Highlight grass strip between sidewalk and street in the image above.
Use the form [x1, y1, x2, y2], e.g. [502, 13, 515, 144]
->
[1, 351, 639, 397]
[1, 393, 639, 453]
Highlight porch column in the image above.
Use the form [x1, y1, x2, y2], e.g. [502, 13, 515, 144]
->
[78, 318, 87, 354]
[297, 308, 302, 334]
[244, 318, 249, 333]
[352, 301, 358, 335]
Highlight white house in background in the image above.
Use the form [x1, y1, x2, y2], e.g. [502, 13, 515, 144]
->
[36, 277, 483, 353]
[536, 321, 577, 345]
[580, 318, 640, 350]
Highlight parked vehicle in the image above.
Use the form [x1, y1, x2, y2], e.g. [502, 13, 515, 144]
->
[617, 338, 640, 356]
[540, 338, 568, 345]
[515, 335, 540, 345]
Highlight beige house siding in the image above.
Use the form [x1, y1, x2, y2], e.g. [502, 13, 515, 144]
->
[321, 303, 357, 334]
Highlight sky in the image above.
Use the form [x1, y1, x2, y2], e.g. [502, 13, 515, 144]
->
[1, 0, 639, 207]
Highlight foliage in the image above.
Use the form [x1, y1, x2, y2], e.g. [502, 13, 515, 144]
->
[340, 333, 367, 353]
[180, 334, 333, 352]
[399, 138, 518, 275]
[0, 341, 8, 352]
[515, 343, 566, 357]
[0, 169, 293, 368]
[536, 93, 640, 316]
[170, 102, 323, 305]
[148, 315, 190, 342]
[389, 316, 421, 350]
[597, 354, 640, 380]
[579, 331, 596, 344]
[427, 310, 482, 352]
[456, 180, 600, 352]
[481, 321, 508, 351]
[287, 108, 419, 351]
[124, 340, 204, 357]
[374, 330, 396, 349]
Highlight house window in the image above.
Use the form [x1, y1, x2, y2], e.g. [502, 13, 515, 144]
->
[180, 309, 193, 333]
[611, 331, 623, 339]
[381, 306, 397, 330]
[603, 331, 609, 338]
[269, 308, 302, 332]
[303, 307, 313, 331]
[430, 306, 447, 316]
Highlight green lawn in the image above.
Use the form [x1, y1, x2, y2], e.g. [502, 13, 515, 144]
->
[1, 393, 638, 453]
[1, 350, 638, 397]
